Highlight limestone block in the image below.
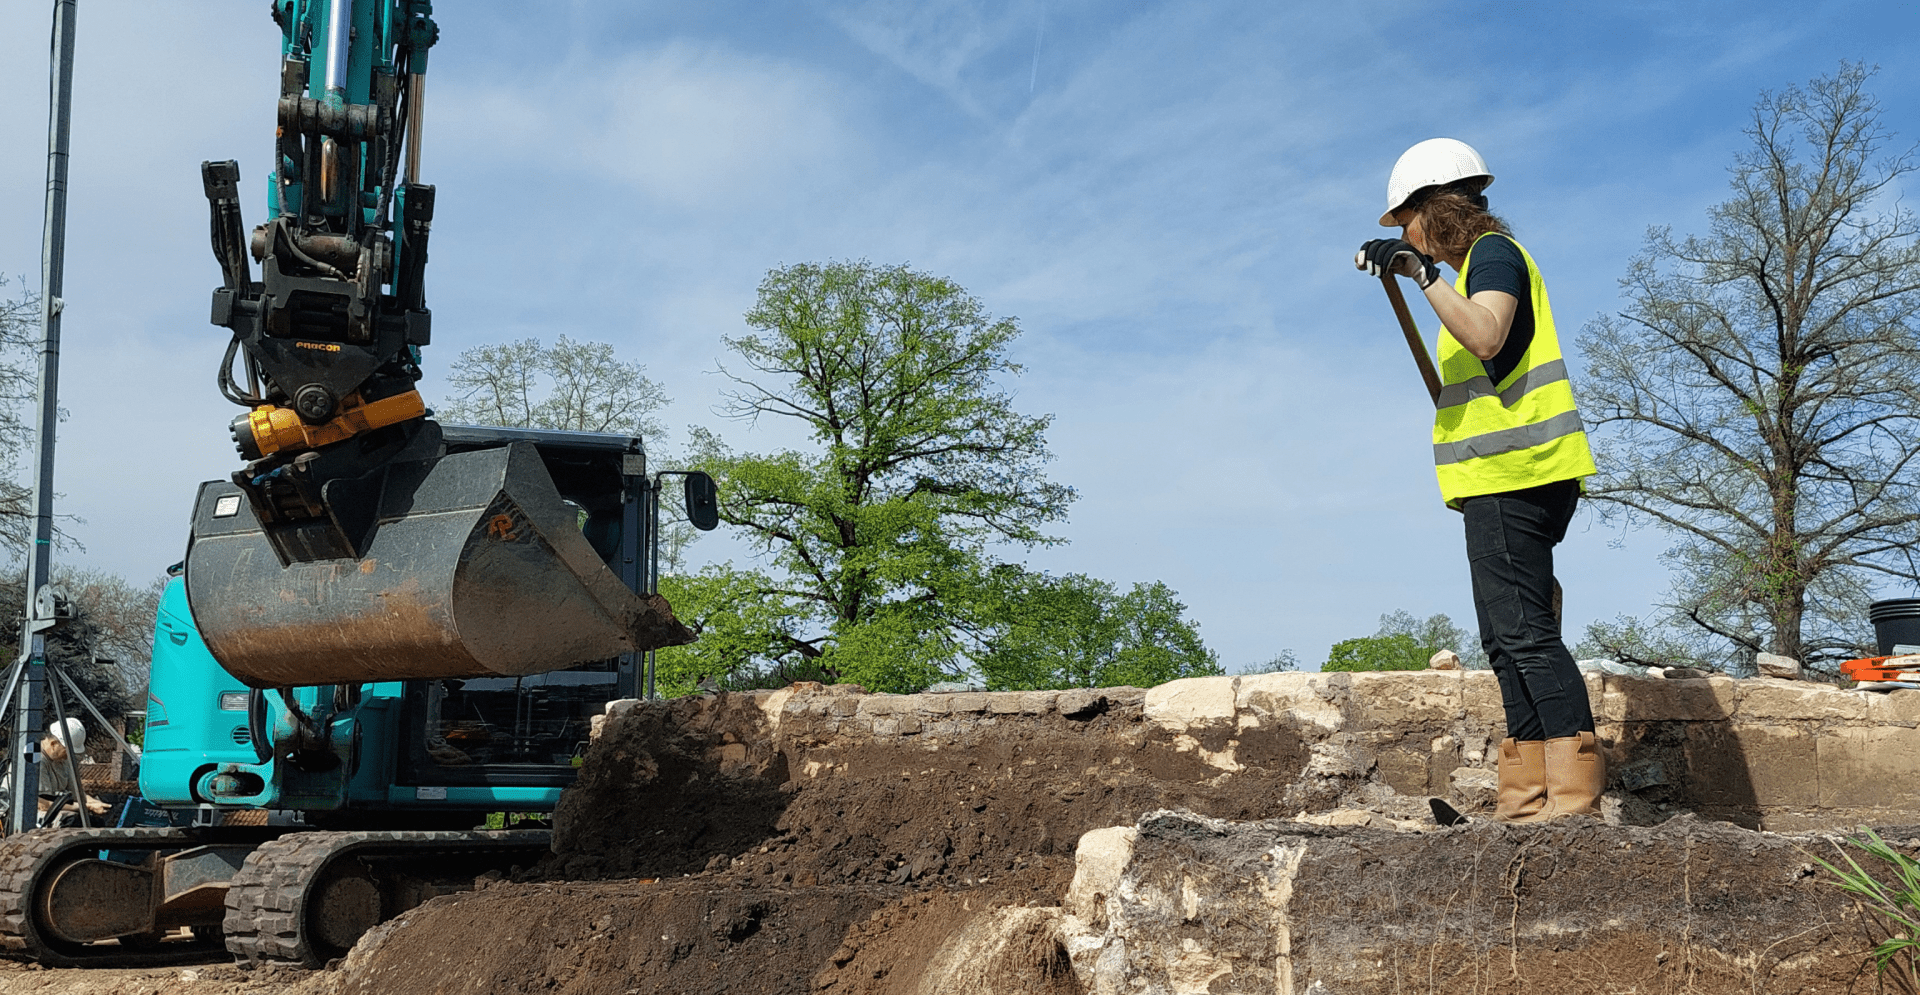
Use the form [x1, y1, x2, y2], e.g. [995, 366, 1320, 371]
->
[1863, 688, 1920, 726]
[1305, 740, 1368, 779]
[1056, 689, 1104, 718]
[1736, 680, 1865, 722]
[1052, 810, 1864, 995]
[1457, 670, 1505, 723]
[1448, 767, 1497, 811]
[1143, 675, 1238, 733]
[986, 693, 1024, 715]
[1235, 673, 1341, 736]
[1345, 671, 1462, 726]
[1731, 724, 1819, 808]
[856, 696, 903, 717]
[946, 693, 988, 713]
[1680, 721, 1816, 811]
[1428, 649, 1462, 670]
[1064, 826, 1139, 926]
[1597, 674, 1736, 722]
[1756, 652, 1803, 679]
[1373, 744, 1436, 796]
[917, 907, 1073, 995]
[916, 694, 954, 715]
[1018, 691, 1055, 715]
[1818, 725, 1920, 809]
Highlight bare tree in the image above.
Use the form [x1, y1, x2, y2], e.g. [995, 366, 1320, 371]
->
[1578, 64, 1920, 671]
[0, 278, 41, 555]
[56, 568, 165, 701]
[437, 335, 692, 567]
[439, 335, 668, 439]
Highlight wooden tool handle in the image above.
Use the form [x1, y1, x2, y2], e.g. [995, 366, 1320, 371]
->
[1381, 275, 1442, 406]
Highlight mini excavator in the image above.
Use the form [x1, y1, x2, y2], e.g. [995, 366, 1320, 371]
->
[0, 1, 717, 968]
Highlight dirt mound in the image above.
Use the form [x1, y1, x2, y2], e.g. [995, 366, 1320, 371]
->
[327, 878, 887, 995]
[541, 686, 1307, 902]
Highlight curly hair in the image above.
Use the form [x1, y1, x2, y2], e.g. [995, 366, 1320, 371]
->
[1410, 184, 1512, 261]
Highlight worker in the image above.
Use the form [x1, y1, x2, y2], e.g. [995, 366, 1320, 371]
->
[1354, 138, 1604, 821]
[39, 717, 110, 820]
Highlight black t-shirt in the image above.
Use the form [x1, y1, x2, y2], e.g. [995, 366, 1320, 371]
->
[1461, 233, 1534, 386]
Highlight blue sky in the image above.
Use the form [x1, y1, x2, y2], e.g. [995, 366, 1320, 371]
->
[1, 1, 1918, 672]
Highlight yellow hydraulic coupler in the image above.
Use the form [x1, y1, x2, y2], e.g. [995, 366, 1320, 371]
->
[233, 390, 427, 461]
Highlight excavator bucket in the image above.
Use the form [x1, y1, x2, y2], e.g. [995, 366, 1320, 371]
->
[183, 441, 692, 688]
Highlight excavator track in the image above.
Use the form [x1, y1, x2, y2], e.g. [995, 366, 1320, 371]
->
[223, 829, 551, 966]
[0, 827, 236, 968]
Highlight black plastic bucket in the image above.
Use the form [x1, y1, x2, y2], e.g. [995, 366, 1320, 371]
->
[1868, 599, 1920, 655]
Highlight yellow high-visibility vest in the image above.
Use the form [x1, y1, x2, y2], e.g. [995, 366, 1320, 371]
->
[1432, 234, 1596, 507]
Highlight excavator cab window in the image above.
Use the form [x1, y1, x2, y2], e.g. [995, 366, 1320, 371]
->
[399, 666, 614, 786]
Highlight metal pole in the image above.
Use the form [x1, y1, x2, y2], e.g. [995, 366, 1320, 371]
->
[13, 0, 78, 835]
[645, 477, 659, 699]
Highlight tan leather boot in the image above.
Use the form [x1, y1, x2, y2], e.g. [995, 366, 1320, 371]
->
[1493, 738, 1548, 822]
[1543, 731, 1606, 819]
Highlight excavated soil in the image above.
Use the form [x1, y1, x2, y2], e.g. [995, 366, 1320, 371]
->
[319, 686, 1318, 994]
[0, 962, 324, 995]
[540, 687, 1303, 897]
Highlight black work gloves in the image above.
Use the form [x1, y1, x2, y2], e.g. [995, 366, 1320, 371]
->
[1355, 238, 1439, 289]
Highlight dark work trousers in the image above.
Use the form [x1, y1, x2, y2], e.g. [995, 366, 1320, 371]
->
[1461, 479, 1593, 741]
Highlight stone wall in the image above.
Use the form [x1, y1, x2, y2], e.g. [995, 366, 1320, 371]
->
[577, 671, 1920, 835]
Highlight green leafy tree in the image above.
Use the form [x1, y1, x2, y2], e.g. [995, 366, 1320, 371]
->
[662, 261, 1075, 693]
[652, 566, 825, 696]
[1322, 633, 1427, 672]
[1322, 610, 1480, 672]
[1577, 65, 1920, 671]
[972, 571, 1221, 690]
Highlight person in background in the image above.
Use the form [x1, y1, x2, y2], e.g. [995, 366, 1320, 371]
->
[39, 716, 110, 819]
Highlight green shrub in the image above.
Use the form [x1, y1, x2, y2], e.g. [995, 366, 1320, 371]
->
[1815, 828, 1920, 985]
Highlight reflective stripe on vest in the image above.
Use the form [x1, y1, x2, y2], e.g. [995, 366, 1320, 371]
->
[1431, 234, 1596, 506]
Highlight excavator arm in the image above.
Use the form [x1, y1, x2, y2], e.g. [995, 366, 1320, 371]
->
[190, 2, 707, 689]
[203, 0, 438, 555]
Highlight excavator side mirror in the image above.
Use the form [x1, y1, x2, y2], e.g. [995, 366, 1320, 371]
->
[683, 472, 720, 532]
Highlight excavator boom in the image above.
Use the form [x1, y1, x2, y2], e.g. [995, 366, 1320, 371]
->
[193, 1, 698, 685]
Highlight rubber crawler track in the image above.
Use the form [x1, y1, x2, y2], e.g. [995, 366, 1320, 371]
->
[0, 827, 230, 968]
[223, 829, 551, 966]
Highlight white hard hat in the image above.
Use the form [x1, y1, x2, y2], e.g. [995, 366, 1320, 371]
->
[49, 717, 84, 753]
[1379, 138, 1494, 226]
